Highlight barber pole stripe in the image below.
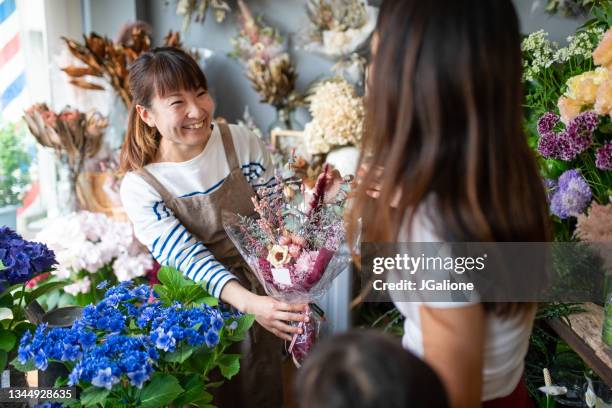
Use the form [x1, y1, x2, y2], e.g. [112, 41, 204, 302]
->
[0, 0, 26, 116]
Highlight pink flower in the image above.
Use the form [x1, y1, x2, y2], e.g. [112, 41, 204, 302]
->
[294, 251, 319, 280]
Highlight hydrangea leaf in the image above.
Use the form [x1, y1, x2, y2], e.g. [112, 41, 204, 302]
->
[10, 356, 36, 372]
[139, 373, 184, 408]
[172, 373, 212, 407]
[80, 385, 111, 407]
[164, 344, 195, 363]
[0, 329, 16, 352]
[216, 353, 241, 380]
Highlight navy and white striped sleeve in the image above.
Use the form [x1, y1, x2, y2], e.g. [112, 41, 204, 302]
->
[120, 173, 237, 298]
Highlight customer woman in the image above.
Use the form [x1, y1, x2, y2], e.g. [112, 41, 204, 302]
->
[119, 47, 307, 407]
[348, 1, 550, 407]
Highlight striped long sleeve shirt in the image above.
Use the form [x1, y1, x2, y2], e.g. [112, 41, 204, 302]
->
[120, 123, 276, 298]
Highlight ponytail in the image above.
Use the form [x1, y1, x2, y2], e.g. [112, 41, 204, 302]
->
[119, 104, 159, 174]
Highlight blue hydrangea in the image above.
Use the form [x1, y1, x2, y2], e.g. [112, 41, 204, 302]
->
[18, 282, 242, 391]
[0, 226, 56, 286]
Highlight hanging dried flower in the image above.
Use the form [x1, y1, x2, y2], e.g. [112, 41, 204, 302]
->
[61, 30, 191, 109]
[246, 54, 300, 109]
[175, 0, 232, 33]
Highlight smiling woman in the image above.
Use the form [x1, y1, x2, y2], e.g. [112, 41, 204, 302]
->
[118, 47, 308, 407]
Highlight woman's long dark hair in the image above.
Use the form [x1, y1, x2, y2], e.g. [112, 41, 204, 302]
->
[347, 0, 551, 315]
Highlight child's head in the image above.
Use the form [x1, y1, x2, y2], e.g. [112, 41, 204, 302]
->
[294, 330, 449, 408]
[120, 47, 214, 172]
[349, 0, 550, 244]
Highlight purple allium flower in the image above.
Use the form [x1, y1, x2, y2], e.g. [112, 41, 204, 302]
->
[538, 112, 560, 134]
[595, 142, 612, 170]
[550, 169, 592, 219]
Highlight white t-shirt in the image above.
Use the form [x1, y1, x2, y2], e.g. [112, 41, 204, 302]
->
[120, 123, 275, 298]
[394, 206, 535, 401]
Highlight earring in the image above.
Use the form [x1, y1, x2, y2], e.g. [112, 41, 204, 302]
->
[210, 123, 214, 130]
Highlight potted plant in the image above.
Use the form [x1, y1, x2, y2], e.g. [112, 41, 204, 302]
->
[0, 123, 31, 230]
[17, 268, 254, 408]
[0, 226, 61, 389]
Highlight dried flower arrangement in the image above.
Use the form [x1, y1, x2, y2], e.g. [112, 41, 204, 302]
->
[231, 0, 302, 116]
[23, 104, 108, 207]
[61, 29, 194, 109]
[175, 0, 232, 33]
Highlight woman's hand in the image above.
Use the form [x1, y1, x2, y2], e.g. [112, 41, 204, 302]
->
[246, 295, 309, 341]
[220, 281, 309, 341]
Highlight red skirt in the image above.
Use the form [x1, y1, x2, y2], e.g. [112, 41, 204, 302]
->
[482, 379, 533, 408]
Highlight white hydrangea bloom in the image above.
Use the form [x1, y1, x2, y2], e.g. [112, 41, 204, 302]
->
[36, 211, 154, 287]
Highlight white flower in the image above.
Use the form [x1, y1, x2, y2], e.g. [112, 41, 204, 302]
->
[303, 78, 364, 152]
[36, 211, 152, 282]
[113, 253, 153, 282]
[64, 276, 91, 296]
[267, 245, 291, 267]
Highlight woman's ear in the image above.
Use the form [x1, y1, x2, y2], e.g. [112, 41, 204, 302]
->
[136, 104, 155, 128]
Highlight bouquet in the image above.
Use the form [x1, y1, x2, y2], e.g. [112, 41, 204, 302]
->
[35, 211, 154, 306]
[301, 0, 378, 58]
[224, 164, 353, 365]
[17, 270, 254, 408]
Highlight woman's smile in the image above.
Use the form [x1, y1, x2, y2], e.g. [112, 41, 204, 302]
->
[182, 119, 206, 130]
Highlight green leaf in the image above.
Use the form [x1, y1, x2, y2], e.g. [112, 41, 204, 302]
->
[216, 354, 241, 380]
[139, 373, 184, 408]
[0, 350, 7, 371]
[10, 356, 35, 372]
[25, 281, 68, 304]
[0, 330, 16, 352]
[54, 375, 68, 388]
[80, 386, 111, 407]
[194, 294, 218, 307]
[158, 266, 191, 289]
[184, 349, 216, 375]
[0, 293, 13, 308]
[173, 374, 212, 407]
[233, 314, 255, 337]
[164, 344, 195, 363]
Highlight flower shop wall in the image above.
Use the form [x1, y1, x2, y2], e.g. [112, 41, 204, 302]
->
[78, 0, 589, 135]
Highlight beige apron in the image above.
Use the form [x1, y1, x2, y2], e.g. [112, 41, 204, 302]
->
[136, 123, 283, 408]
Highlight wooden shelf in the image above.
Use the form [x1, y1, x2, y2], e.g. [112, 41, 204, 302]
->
[546, 302, 612, 386]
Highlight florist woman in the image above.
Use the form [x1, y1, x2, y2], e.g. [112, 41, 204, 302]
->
[119, 47, 307, 407]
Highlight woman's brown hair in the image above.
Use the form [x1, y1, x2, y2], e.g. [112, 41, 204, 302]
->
[347, 0, 551, 315]
[119, 47, 208, 173]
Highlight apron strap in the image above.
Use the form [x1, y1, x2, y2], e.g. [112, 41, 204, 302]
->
[219, 122, 240, 171]
[135, 167, 175, 204]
